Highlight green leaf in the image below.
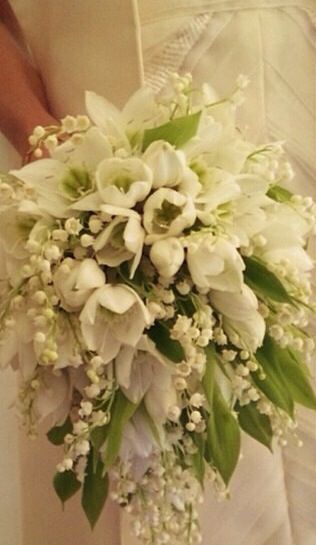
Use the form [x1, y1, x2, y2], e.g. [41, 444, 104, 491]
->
[202, 344, 217, 407]
[244, 256, 293, 304]
[102, 390, 138, 470]
[82, 450, 109, 529]
[236, 401, 273, 450]
[205, 386, 241, 484]
[255, 337, 294, 417]
[191, 433, 206, 485]
[267, 185, 293, 203]
[265, 339, 316, 410]
[148, 321, 185, 363]
[47, 417, 72, 446]
[53, 470, 81, 505]
[142, 111, 202, 151]
[90, 424, 109, 452]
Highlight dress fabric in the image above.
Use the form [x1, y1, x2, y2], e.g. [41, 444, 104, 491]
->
[0, 1, 315, 545]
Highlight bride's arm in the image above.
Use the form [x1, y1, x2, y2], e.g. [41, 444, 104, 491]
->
[0, 0, 55, 157]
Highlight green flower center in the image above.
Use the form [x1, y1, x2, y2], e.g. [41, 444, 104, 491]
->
[60, 168, 91, 200]
[111, 174, 134, 193]
[153, 200, 182, 232]
[110, 222, 126, 249]
[18, 216, 37, 238]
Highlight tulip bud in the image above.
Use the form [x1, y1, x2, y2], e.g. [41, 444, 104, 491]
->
[150, 237, 184, 278]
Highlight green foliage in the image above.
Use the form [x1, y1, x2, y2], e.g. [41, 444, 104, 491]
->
[202, 344, 217, 407]
[244, 256, 293, 304]
[256, 337, 316, 411]
[191, 433, 206, 485]
[47, 417, 72, 446]
[90, 423, 109, 451]
[53, 470, 81, 505]
[102, 390, 138, 471]
[148, 321, 185, 362]
[236, 401, 273, 450]
[142, 111, 201, 151]
[205, 386, 241, 485]
[282, 349, 316, 409]
[82, 450, 109, 529]
[254, 338, 294, 417]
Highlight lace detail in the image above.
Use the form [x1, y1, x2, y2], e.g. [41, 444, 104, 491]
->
[143, 13, 211, 92]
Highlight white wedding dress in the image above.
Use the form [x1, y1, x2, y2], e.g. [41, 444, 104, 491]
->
[0, 1, 315, 545]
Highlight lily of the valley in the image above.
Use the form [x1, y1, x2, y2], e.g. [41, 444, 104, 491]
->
[79, 284, 151, 363]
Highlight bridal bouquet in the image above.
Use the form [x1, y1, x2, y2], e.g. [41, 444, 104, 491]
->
[1, 74, 315, 545]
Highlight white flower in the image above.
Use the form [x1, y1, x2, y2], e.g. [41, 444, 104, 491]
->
[115, 336, 177, 422]
[64, 217, 83, 235]
[85, 87, 163, 150]
[143, 140, 200, 194]
[0, 314, 36, 379]
[143, 188, 196, 244]
[79, 285, 151, 363]
[210, 284, 265, 351]
[149, 237, 184, 278]
[256, 204, 314, 273]
[187, 235, 244, 292]
[120, 411, 158, 476]
[10, 154, 98, 218]
[33, 368, 71, 423]
[94, 207, 144, 278]
[54, 258, 106, 311]
[52, 126, 113, 170]
[96, 157, 152, 208]
[194, 166, 241, 223]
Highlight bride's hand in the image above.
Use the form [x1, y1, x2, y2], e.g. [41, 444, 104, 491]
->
[0, 2, 56, 157]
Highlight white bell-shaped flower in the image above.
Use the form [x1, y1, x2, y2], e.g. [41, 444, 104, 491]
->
[54, 258, 106, 312]
[79, 284, 151, 363]
[187, 235, 244, 292]
[143, 188, 196, 244]
[94, 207, 144, 278]
[149, 237, 184, 278]
[210, 284, 265, 351]
[96, 157, 153, 208]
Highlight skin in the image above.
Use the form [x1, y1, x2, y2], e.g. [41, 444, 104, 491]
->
[0, 0, 55, 157]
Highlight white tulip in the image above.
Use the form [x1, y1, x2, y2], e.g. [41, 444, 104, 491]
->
[149, 237, 184, 278]
[187, 235, 244, 292]
[96, 157, 153, 208]
[143, 188, 196, 244]
[54, 258, 106, 311]
[79, 284, 151, 363]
